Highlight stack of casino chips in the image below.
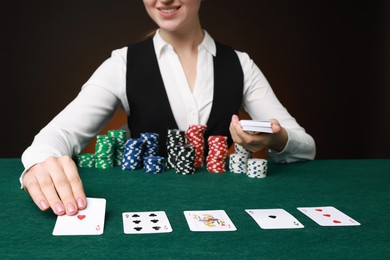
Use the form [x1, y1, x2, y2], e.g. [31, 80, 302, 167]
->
[121, 138, 145, 170]
[175, 145, 196, 175]
[234, 143, 253, 159]
[140, 133, 159, 158]
[206, 135, 229, 173]
[143, 156, 165, 174]
[77, 153, 95, 168]
[246, 158, 268, 178]
[229, 143, 252, 174]
[95, 134, 116, 169]
[186, 125, 207, 167]
[108, 129, 127, 166]
[166, 129, 187, 169]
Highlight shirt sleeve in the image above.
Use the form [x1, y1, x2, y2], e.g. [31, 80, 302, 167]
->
[20, 47, 129, 186]
[236, 50, 316, 163]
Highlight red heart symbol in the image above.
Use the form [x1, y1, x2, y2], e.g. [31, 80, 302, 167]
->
[315, 209, 323, 212]
[333, 220, 341, 224]
[323, 214, 331, 217]
[77, 215, 86, 220]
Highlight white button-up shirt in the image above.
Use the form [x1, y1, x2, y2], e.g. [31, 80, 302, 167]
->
[21, 30, 315, 180]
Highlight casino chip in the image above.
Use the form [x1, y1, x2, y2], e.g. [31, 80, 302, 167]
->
[229, 153, 248, 174]
[206, 135, 228, 173]
[77, 153, 95, 168]
[228, 143, 252, 174]
[246, 158, 268, 178]
[121, 138, 145, 170]
[228, 143, 267, 178]
[143, 156, 165, 174]
[186, 125, 207, 167]
[95, 134, 116, 169]
[166, 129, 187, 170]
[175, 144, 196, 175]
[233, 143, 252, 160]
[140, 132, 159, 158]
[108, 129, 127, 166]
[121, 132, 165, 174]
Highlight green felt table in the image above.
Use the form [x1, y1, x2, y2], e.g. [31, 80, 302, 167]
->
[1, 158, 389, 259]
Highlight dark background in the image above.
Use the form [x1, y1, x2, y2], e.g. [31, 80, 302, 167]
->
[1, 1, 389, 159]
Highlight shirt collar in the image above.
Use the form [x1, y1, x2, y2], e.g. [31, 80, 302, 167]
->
[153, 29, 216, 58]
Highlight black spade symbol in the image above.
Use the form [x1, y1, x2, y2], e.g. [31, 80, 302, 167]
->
[152, 226, 161, 230]
[268, 215, 277, 219]
[134, 227, 143, 231]
[132, 214, 140, 218]
[133, 220, 141, 224]
[150, 219, 159, 223]
[149, 213, 157, 217]
[125, 214, 129, 218]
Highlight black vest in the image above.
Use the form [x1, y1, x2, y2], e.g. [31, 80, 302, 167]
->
[126, 38, 243, 156]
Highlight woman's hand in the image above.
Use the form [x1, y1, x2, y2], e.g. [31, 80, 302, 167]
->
[22, 155, 87, 215]
[229, 114, 288, 153]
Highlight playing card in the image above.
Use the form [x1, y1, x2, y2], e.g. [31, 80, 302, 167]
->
[122, 211, 173, 234]
[297, 206, 361, 226]
[52, 197, 106, 236]
[246, 209, 304, 229]
[239, 120, 273, 134]
[183, 210, 237, 232]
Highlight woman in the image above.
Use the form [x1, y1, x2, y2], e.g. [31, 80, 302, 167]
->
[21, 0, 315, 216]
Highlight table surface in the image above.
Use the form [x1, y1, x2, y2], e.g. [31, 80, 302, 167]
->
[1, 158, 389, 259]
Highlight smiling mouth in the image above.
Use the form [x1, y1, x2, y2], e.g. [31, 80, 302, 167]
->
[158, 6, 181, 14]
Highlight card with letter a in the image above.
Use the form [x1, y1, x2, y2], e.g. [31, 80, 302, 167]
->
[246, 209, 304, 229]
[52, 197, 106, 236]
[183, 210, 237, 232]
[297, 206, 360, 226]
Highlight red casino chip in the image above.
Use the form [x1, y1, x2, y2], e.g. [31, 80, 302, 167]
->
[186, 125, 207, 167]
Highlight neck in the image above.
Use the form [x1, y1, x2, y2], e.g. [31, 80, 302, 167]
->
[159, 26, 204, 53]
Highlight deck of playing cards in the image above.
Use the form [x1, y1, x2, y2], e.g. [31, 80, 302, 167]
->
[239, 120, 273, 134]
[52, 197, 106, 236]
[183, 210, 237, 232]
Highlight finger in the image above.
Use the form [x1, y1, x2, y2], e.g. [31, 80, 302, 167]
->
[61, 156, 87, 210]
[34, 168, 66, 215]
[44, 157, 78, 216]
[23, 172, 50, 212]
[229, 115, 242, 143]
[270, 118, 282, 133]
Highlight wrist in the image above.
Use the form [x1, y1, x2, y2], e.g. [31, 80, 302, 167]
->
[268, 127, 288, 152]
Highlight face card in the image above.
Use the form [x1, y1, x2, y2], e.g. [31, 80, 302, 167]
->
[183, 210, 237, 232]
[245, 209, 304, 229]
[122, 211, 173, 234]
[52, 197, 106, 236]
[297, 206, 361, 226]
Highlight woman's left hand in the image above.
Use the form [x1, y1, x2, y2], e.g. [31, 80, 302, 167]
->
[229, 114, 288, 153]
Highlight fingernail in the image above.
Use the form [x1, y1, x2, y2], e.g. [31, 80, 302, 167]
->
[55, 203, 65, 215]
[39, 200, 49, 210]
[67, 203, 76, 214]
[77, 198, 85, 208]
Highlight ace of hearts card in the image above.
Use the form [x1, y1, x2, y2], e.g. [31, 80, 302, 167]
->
[52, 197, 106, 236]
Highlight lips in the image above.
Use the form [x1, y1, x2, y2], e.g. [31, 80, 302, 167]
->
[157, 6, 181, 15]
